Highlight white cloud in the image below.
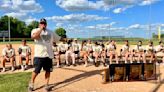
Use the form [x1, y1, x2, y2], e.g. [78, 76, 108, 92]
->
[139, 0, 160, 6]
[56, 0, 109, 11]
[85, 22, 117, 31]
[25, 17, 37, 24]
[56, 0, 161, 14]
[0, 0, 43, 24]
[128, 24, 141, 29]
[5, 12, 27, 19]
[113, 5, 133, 13]
[46, 13, 109, 23]
[0, 0, 43, 13]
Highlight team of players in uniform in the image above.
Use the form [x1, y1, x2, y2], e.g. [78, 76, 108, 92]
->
[1, 39, 164, 72]
[53, 39, 164, 67]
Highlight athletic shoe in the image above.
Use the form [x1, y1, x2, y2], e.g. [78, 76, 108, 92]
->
[126, 76, 129, 81]
[25, 65, 28, 69]
[84, 64, 88, 67]
[130, 61, 133, 64]
[21, 65, 25, 71]
[28, 83, 34, 91]
[2, 68, 5, 72]
[88, 57, 94, 62]
[56, 65, 61, 68]
[45, 85, 51, 92]
[11, 67, 15, 72]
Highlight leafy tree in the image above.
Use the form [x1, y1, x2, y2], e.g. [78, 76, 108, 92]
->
[55, 27, 67, 38]
[24, 21, 39, 37]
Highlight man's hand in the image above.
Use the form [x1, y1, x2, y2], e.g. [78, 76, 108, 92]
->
[6, 57, 9, 61]
[39, 24, 45, 30]
[31, 24, 45, 40]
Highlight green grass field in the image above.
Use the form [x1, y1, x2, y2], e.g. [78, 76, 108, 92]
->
[0, 72, 31, 92]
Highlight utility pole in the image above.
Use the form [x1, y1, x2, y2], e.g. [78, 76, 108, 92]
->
[8, 16, 11, 42]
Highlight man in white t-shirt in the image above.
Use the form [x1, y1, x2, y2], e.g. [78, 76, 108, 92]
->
[1, 44, 15, 72]
[18, 39, 31, 71]
[29, 18, 60, 91]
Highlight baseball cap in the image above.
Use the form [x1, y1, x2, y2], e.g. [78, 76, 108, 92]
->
[40, 18, 47, 24]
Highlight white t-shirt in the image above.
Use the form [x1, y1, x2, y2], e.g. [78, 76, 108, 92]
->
[52, 46, 59, 52]
[58, 42, 68, 52]
[31, 28, 60, 59]
[18, 45, 31, 57]
[72, 42, 81, 51]
[156, 45, 164, 52]
[93, 45, 102, 53]
[2, 47, 15, 58]
[82, 45, 88, 51]
[135, 45, 145, 52]
[122, 45, 130, 52]
[86, 43, 93, 51]
[106, 44, 116, 51]
[146, 45, 154, 52]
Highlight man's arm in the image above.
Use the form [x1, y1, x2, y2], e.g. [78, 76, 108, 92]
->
[31, 28, 43, 40]
[31, 24, 45, 40]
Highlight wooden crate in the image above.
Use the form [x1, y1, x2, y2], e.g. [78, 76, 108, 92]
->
[129, 64, 142, 80]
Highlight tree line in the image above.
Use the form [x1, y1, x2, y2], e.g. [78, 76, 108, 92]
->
[0, 16, 66, 38]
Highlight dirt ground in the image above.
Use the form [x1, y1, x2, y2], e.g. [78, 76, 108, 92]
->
[0, 44, 164, 92]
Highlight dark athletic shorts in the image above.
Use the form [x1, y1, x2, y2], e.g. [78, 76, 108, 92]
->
[74, 51, 79, 54]
[59, 51, 65, 54]
[33, 57, 53, 74]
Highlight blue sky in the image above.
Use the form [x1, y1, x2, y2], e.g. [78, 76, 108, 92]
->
[0, 0, 164, 38]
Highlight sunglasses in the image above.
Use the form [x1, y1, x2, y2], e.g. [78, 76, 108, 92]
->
[40, 22, 47, 25]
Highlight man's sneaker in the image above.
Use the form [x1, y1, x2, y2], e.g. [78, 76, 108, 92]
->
[2, 68, 5, 72]
[84, 64, 88, 67]
[25, 65, 28, 69]
[21, 65, 25, 71]
[11, 67, 15, 72]
[28, 83, 34, 91]
[137, 61, 140, 63]
[45, 85, 51, 92]
[88, 57, 94, 62]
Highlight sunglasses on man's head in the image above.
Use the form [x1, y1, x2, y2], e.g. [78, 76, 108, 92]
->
[40, 22, 46, 25]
